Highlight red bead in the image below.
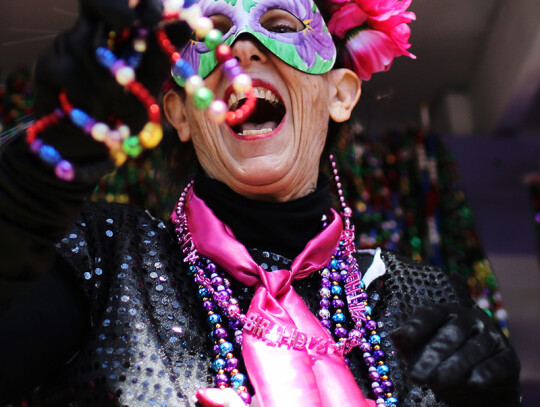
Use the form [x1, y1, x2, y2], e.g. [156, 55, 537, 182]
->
[127, 81, 143, 93]
[225, 111, 235, 123]
[26, 130, 36, 143]
[149, 104, 161, 122]
[216, 44, 233, 64]
[171, 52, 181, 62]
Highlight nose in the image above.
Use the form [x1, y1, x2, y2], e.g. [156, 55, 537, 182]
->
[231, 35, 268, 67]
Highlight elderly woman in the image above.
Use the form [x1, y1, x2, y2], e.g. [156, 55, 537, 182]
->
[0, 0, 520, 406]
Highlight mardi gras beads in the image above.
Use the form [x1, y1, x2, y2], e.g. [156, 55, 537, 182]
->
[24, 109, 76, 181]
[28, 0, 256, 181]
[158, 3, 257, 126]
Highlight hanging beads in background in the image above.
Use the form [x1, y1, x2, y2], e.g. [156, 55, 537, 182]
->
[333, 125, 509, 335]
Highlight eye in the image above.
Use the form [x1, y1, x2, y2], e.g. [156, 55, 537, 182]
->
[209, 14, 233, 36]
[260, 9, 305, 34]
[192, 14, 232, 41]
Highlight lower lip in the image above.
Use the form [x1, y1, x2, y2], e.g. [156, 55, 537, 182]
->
[227, 114, 287, 141]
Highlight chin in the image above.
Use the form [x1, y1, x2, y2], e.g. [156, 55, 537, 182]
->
[231, 160, 289, 187]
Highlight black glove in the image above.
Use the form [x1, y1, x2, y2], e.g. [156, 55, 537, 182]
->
[33, 0, 190, 161]
[391, 303, 521, 407]
[0, 0, 190, 301]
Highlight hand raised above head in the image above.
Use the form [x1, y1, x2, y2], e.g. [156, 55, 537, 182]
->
[34, 0, 190, 133]
[391, 303, 521, 407]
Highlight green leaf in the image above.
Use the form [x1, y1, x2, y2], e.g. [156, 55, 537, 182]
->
[242, 0, 257, 12]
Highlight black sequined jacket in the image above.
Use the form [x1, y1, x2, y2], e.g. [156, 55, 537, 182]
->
[14, 202, 474, 407]
[0, 138, 474, 407]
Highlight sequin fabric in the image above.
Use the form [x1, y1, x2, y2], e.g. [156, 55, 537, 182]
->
[20, 202, 471, 407]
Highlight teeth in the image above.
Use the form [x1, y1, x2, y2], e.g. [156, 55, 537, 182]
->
[227, 87, 280, 109]
[228, 93, 237, 108]
[240, 128, 273, 136]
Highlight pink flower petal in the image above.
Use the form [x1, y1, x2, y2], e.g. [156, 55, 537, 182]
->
[344, 29, 398, 80]
[328, 4, 369, 39]
[327, 0, 417, 79]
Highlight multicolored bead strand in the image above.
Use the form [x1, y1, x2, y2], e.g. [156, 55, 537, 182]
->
[157, 3, 257, 126]
[327, 157, 397, 406]
[58, 90, 130, 166]
[25, 0, 260, 182]
[174, 182, 252, 405]
[174, 177, 397, 406]
[24, 109, 75, 181]
[95, 39, 163, 157]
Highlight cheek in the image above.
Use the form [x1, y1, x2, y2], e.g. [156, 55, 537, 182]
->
[293, 76, 330, 152]
[186, 106, 223, 162]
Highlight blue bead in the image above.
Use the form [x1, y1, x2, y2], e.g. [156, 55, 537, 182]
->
[231, 373, 245, 388]
[364, 305, 372, 316]
[188, 265, 197, 275]
[369, 334, 381, 345]
[207, 313, 221, 327]
[184, 0, 197, 6]
[70, 109, 90, 128]
[330, 259, 339, 269]
[128, 54, 143, 69]
[198, 287, 209, 299]
[331, 285, 343, 295]
[219, 341, 233, 356]
[39, 145, 61, 165]
[173, 59, 194, 80]
[332, 312, 346, 323]
[96, 47, 116, 68]
[385, 396, 398, 406]
[212, 358, 226, 372]
[376, 364, 389, 375]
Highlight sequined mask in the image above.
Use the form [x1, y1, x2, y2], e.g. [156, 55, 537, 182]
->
[176, 0, 336, 84]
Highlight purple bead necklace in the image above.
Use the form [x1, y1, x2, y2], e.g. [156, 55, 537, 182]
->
[173, 162, 397, 406]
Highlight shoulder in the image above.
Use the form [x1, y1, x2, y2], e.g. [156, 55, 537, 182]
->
[55, 201, 175, 281]
[357, 248, 474, 315]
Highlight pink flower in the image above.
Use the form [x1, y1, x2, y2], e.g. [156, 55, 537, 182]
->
[327, 0, 416, 80]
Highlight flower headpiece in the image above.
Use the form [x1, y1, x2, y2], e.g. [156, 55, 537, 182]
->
[326, 0, 416, 80]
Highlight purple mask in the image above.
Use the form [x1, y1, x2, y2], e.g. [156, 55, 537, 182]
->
[174, 0, 336, 85]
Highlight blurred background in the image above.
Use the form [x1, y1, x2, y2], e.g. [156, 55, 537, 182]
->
[1, 0, 539, 405]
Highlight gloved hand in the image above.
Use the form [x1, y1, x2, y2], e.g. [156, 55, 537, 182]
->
[391, 303, 521, 407]
[33, 0, 190, 160]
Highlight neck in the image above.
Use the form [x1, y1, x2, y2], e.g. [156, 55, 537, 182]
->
[193, 172, 333, 259]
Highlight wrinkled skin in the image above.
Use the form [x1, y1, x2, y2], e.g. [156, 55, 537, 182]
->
[164, 36, 360, 202]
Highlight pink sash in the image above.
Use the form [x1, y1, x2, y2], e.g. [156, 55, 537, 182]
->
[183, 188, 375, 407]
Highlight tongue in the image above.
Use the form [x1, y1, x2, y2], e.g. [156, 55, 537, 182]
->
[240, 121, 277, 134]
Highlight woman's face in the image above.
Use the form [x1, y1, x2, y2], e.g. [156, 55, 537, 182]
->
[165, 2, 360, 202]
[182, 38, 334, 202]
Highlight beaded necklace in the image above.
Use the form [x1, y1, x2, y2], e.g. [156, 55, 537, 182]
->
[26, 1, 257, 181]
[173, 165, 398, 407]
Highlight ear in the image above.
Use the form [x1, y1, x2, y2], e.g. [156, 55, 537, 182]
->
[163, 90, 191, 142]
[326, 68, 361, 123]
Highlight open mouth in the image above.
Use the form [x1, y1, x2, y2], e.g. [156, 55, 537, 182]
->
[226, 84, 286, 136]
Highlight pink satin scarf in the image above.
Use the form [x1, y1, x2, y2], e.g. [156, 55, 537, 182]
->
[182, 188, 375, 407]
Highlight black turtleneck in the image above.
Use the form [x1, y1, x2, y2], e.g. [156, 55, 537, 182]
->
[193, 172, 333, 260]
